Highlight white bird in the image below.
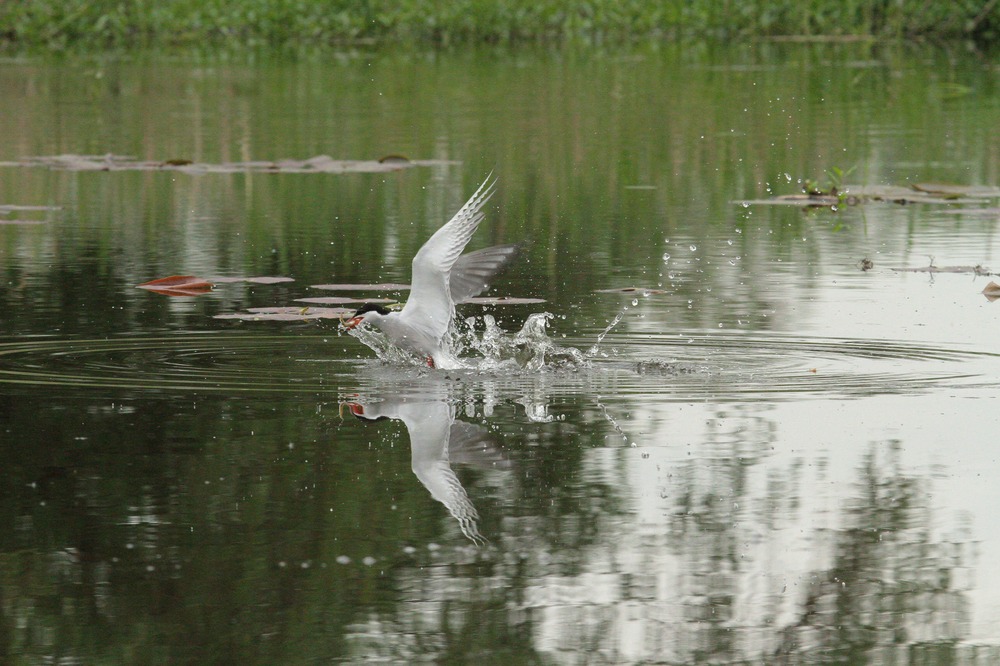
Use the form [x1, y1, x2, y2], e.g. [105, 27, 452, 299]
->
[342, 176, 517, 369]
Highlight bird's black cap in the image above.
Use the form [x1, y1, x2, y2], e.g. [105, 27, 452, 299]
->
[352, 303, 392, 317]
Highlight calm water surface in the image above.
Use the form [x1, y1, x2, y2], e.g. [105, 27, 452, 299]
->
[2, 43, 1000, 664]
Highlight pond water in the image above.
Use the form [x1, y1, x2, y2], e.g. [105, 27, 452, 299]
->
[2, 43, 1000, 663]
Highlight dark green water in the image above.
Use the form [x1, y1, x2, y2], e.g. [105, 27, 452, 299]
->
[2, 43, 1000, 663]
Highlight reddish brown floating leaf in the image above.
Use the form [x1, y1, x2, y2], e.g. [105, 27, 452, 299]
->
[137, 275, 214, 296]
[982, 282, 1000, 302]
[310, 283, 411, 291]
[145, 287, 211, 297]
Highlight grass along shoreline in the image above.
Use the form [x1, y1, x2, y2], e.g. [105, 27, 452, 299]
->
[1, 0, 998, 49]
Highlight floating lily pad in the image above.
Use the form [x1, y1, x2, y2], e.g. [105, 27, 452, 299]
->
[910, 183, 999, 198]
[737, 183, 1000, 208]
[0, 154, 456, 174]
[137, 275, 214, 297]
[210, 276, 295, 284]
[462, 296, 547, 305]
[982, 282, 1000, 302]
[595, 287, 668, 295]
[892, 265, 996, 276]
[0, 204, 61, 214]
[295, 296, 396, 305]
[215, 306, 353, 321]
[0, 219, 46, 225]
[734, 194, 844, 207]
[310, 283, 411, 291]
[941, 208, 1000, 218]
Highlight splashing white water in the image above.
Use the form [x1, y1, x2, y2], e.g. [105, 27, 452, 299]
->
[346, 311, 590, 372]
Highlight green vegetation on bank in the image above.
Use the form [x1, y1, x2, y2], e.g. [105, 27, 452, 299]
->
[1, 0, 998, 49]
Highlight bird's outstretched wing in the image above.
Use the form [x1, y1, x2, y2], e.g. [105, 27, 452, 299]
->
[450, 244, 519, 304]
[400, 175, 497, 341]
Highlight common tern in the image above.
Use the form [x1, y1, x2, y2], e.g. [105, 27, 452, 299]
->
[342, 176, 517, 369]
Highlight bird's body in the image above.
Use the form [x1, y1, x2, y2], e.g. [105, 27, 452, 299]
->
[344, 176, 517, 368]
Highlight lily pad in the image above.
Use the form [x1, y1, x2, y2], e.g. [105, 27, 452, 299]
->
[941, 208, 1000, 218]
[737, 183, 1000, 208]
[735, 194, 844, 207]
[0, 154, 456, 175]
[137, 275, 213, 297]
[462, 296, 547, 305]
[892, 265, 996, 276]
[595, 287, 668, 295]
[310, 283, 411, 291]
[0, 219, 46, 225]
[295, 296, 396, 305]
[210, 276, 295, 284]
[215, 306, 353, 321]
[0, 204, 60, 214]
[910, 183, 1000, 198]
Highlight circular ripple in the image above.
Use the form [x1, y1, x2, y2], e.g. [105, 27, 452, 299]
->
[0, 333, 356, 394]
[582, 331, 1000, 400]
[0, 331, 996, 400]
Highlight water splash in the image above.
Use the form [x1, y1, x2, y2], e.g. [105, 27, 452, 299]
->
[588, 304, 630, 358]
[348, 312, 590, 372]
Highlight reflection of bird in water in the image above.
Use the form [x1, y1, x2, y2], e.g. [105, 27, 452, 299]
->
[343, 396, 511, 544]
[342, 175, 518, 369]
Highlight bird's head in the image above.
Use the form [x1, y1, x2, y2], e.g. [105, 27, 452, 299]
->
[341, 303, 393, 330]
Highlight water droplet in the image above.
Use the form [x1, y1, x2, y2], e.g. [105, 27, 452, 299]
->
[689, 245, 697, 252]
[662, 253, 671, 262]
[727, 239, 733, 245]
[631, 298, 638, 306]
